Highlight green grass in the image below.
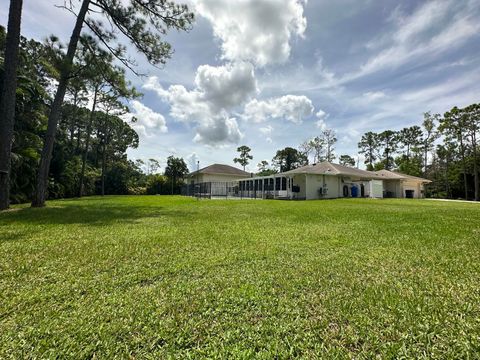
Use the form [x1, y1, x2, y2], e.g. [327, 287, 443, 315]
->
[1, 196, 480, 359]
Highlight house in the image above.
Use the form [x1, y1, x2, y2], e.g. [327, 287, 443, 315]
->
[185, 163, 251, 184]
[237, 161, 431, 200]
[183, 163, 251, 197]
[373, 169, 432, 198]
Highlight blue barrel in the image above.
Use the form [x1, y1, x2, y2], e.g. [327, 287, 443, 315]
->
[351, 185, 358, 198]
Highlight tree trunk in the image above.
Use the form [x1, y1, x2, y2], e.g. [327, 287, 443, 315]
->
[423, 139, 428, 176]
[445, 157, 450, 199]
[78, 86, 98, 197]
[473, 137, 479, 201]
[101, 143, 106, 196]
[31, 0, 90, 207]
[459, 138, 468, 200]
[69, 90, 78, 145]
[0, 0, 23, 210]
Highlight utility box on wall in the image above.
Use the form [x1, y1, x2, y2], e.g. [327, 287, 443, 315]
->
[369, 180, 383, 198]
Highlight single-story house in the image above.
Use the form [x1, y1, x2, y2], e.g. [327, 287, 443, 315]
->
[185, 163, 251, 184]
[237, 161, 431, 200]
[183, 163, 251, 197]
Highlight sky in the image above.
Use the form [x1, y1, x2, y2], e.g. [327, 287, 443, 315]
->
[1, 0, 480, 172]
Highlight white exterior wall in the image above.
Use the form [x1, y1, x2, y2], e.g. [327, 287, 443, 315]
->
[291, 174, 306, 199]
[189, 173, 250, 183]
[369, 180, 384, 198]
[383, 180, 399, 197]
[401, 181, 423, 198]
[304, 174, 340, 199]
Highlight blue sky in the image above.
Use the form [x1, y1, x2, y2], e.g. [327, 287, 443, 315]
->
[1, 0, 479, 171]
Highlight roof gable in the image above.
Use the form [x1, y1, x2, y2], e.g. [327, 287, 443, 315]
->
[374, 169, 431, 182]
[188, 163, 251, 177]
[282, 161, 383, 179]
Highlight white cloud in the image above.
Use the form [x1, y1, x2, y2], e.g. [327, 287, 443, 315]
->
[194, 62, 257, 110]
[193, 116, 243, 145]
[344, 1, 480, 81]
[315, 56, 340, 89]
[259, 125, 274, 143]
[315, 109, 329, 130]
[362, 91, 387, 102]
[196, 0, 307, 66]
[127, 100, 167, 137]
[316, 119, 327, 130]
[243, 95, 314, 124]
[316, 109, 328, 119]
[259, 125, 273, 135]
[186, 152, 199, 172]
[144, 62, 257, 146]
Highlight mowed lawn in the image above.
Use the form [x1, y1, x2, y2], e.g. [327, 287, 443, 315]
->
[1, 196, 479, 358]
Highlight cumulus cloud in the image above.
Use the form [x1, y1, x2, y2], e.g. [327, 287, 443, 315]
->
[314, 109, 329, 130]
[243, 95, 314, 124]
[194, 62, 257, 110]
[196, 0, 307, 66]
[316, 109, 328, 119]
[144, 62, 257, 146]
[127, 100, 167, 137]
[193, 116, 243, 145]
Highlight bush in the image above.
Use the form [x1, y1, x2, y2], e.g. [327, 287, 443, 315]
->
[128, 186, 147, 195]
[146, 175, 168, 195]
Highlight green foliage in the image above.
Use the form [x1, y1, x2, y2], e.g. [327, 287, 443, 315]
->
[85, 0, 194, 73]
[1, 196, 479, 357]
[339, 154, 356, 167]
[233, 145, 253, 170]
[358, 131, 378, 169]
[164, 156, 188, 184]
[256, 160, 277, 176]
[272, 147, 308, 172]
[0, 30, 142, 203]
[103, 160, 144, 195]
[355, 102, 479, 200]
[146, 174, 168, 195]
[377, 130, 398, 170]
[395, 155, 423, 177]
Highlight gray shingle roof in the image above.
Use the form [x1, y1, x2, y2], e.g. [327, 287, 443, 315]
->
[281, 161, 384, 179]
[188, 163, 251, 177]
[374, 169, 432, 183]
[281, 162, 430, 182]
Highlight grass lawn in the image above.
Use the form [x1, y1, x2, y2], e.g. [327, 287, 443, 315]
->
[1, 196, 480, 358]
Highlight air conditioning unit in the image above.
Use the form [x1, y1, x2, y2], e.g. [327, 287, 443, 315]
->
[318, 187, 328, 196]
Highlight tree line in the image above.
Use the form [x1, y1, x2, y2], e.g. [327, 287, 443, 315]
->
[0, 0, 194, 210]
[356, 108, 479, 201]
[233, 104, 480, 201]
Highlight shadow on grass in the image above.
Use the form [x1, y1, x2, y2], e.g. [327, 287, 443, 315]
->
[0, 202, 192, 227]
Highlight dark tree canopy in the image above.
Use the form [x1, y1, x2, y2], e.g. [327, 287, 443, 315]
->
[165, 156, 189, 181]
[339, 155, 356, 167]
[32, 0, 194, 207]
[272, 147, 308, 173]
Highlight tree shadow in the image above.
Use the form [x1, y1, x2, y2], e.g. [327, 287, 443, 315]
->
[0, 201, 191, 228]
